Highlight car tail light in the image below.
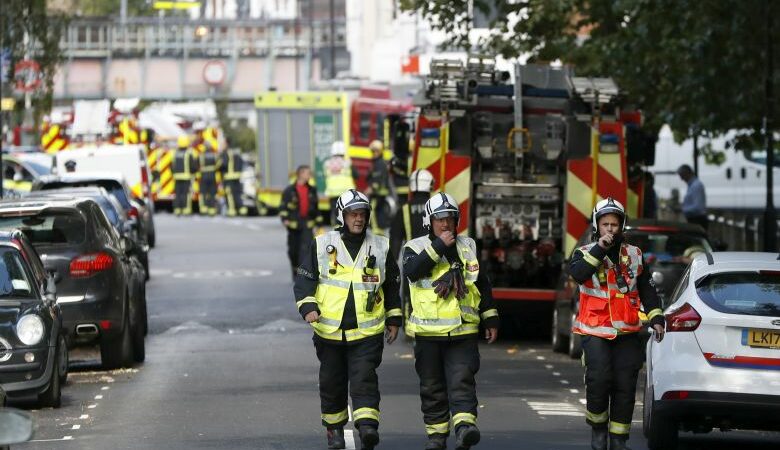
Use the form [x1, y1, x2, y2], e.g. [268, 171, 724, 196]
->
[661, 390, 690, 400]
[665, 303, 701, 332]
[70, 253, 114, 277]
[128, 206, 139, 219]
[140, 167, 150, 196]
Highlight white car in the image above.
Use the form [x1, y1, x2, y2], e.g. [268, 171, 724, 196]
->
[644, 251, 780, 449]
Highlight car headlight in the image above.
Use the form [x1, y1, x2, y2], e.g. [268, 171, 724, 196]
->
[16, 315, 45, 346]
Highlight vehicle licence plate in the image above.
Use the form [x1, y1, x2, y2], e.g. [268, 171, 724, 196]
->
[744, 329, 780, 349]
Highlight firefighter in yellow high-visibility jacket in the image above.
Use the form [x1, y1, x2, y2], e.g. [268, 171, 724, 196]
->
[402, 192, 499, 450]
[294, 189, 402, 450]
[218, 147, 247, 217]
[172, 135, 199, 216]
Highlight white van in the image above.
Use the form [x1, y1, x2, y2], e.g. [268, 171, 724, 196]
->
[651, 126, 779, 210]
[52, 144, 153, 205]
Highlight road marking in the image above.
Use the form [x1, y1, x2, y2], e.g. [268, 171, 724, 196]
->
[570, 389, 580, 394]
[87, 404, 97, 409]
[526, 401, 585, 418]
[579, 399, 587, 405]
[71, 425, 81, 430]
[30, 436, 74, 442]
[545, 364, 554, 369]
[536, 356, 546, 360]
[552, 372, 561, 376]
[560, 380, 570, 385]
[171, 269, 272, 279]
[95, 395, 103, 400]
[101, 386, 110, 391]
[345, 429, 356, 449]
[79, 414, 89, 420]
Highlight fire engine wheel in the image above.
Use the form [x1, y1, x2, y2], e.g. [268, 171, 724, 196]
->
[551, 309, 568, 353]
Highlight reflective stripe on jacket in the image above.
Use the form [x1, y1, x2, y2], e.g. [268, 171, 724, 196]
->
[404, 235, 482, 337]
[311, 231, 389, 342]
[572, 243, 644, 339]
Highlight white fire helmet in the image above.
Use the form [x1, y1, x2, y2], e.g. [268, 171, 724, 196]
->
[409, 169, 434, 193]
[331, 141, 346, 157]
[336, 189, 371, 228]
[591, 197, 627, 232]
[423, 192, 459, 229]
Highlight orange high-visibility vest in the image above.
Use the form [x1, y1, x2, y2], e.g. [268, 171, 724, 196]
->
[572, 243, 644, 339]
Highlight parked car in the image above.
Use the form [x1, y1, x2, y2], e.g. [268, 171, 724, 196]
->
[25, 187, 150, 280]
[32, 172, 156, 249]
[644, 252, 780, 449]
[552, 219, 713, 358]
[1, 151, 55, 197]
[0, 197, 146, 369]
[0, 230, 67, 408]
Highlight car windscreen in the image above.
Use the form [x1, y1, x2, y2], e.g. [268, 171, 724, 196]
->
[0, 247, 36, 299]
[625, 231, 712, 263]
[696, 271, 780, 317]
[0, 211, 87, 245]
[22, 159, 52, 177]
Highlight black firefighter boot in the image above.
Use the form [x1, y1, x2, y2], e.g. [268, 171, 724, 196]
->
[454, 425, 480, 450]
[327, 428, 346, 449]
[358, 425, 379, 450]
[424, 434, 447, 450]
[591, 427, 607, 450]
[609, 434, 632, 450]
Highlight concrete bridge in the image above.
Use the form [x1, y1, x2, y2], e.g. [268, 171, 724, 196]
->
[53, 17, 348, 101]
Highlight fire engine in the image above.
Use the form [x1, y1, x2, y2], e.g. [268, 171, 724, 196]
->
[411, 56, 655, 326]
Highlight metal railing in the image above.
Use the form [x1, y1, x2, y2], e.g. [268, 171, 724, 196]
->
[61, 17, 347, 58]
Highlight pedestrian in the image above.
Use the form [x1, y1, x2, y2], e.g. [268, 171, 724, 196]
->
[676, 164, 707, 229]
[402, 192, 499, 450]
[172, 135, 199, 216]
[64, 160, 77, 173]
[365, 140, 391, 234]
[568, 197, 665, 450]
[642, 172, 657, 219]
[324, 141, 356, 226]
[281, 165, 322, 279]
[294, 189, 402, 450]
[218, 146, 248, 217]
[198, 141, 219, 216]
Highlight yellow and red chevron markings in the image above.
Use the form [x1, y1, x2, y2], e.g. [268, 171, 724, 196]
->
[148, 147, 175, 201]
[41, 123, 68, 154]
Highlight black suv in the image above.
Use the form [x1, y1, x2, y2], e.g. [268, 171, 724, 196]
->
[551, 219, 713, 358]
[0, 198, 147, 369]
[0, 230, 67, 407]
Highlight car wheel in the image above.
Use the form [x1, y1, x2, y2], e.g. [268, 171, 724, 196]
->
[100, 313, 134, 369]
[39, 345, 62, 408]
[646, 399, 678, 450]
[551, 309, 567, 353]
[147, 228, 156, 248]
[642, 380, 652, 438]
[141, 289, 148, 337]
[57, 335, 69, 385]
[141, 251, 150, 281]
[132, 301, 146, 363]
[568, 312, 582, 359]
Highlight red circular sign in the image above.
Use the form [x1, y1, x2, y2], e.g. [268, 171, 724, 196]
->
[203, 60, 226, 86]
[14, 60, 42, 92]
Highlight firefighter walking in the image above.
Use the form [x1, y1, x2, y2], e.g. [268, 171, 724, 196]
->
[281, 165, 322, 278]
[365, 140, 391, 234]
[294, 189, 402, 450]
[569, 198, 665, 450]
[172, 135, 199, 216]
[218, 146, 248, 216]
[402, 192, 499, 450]
[199, 141, 219, 216]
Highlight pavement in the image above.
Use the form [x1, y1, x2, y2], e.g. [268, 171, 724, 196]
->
[12, 214, 780, 450]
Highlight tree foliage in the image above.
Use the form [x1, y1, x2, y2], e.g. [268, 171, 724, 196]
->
[1, 0, 67, 126]
[401, 0, 779, 140]
[71, 0, 156, 17]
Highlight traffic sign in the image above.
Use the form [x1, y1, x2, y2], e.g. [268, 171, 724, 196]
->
[203, 60, 226, 86]
[14, 60, 42, 93]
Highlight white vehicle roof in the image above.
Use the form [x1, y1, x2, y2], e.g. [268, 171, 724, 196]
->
[690, 251, 780, 280]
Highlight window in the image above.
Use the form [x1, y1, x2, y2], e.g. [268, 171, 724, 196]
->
[0, 212, 87, 245]
[359, 112, 371, 141]
[696, 271, 780, 317]
[666, 266, 690, 308]
[0, 248, 35, 299]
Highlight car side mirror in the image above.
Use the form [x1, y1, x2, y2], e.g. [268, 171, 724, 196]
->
[44, 273, 57, 305]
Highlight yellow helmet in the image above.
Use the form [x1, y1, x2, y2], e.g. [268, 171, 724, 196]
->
[177, 135, 191, 149]
[369, 140, 383, 153]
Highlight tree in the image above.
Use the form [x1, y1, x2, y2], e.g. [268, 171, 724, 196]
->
[71, 0, 156, 17]
[1, 0, 67, 130]
[401, 0, 779, 141]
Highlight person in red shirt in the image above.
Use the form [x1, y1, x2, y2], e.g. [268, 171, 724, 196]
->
[280, 165, 322, 279]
